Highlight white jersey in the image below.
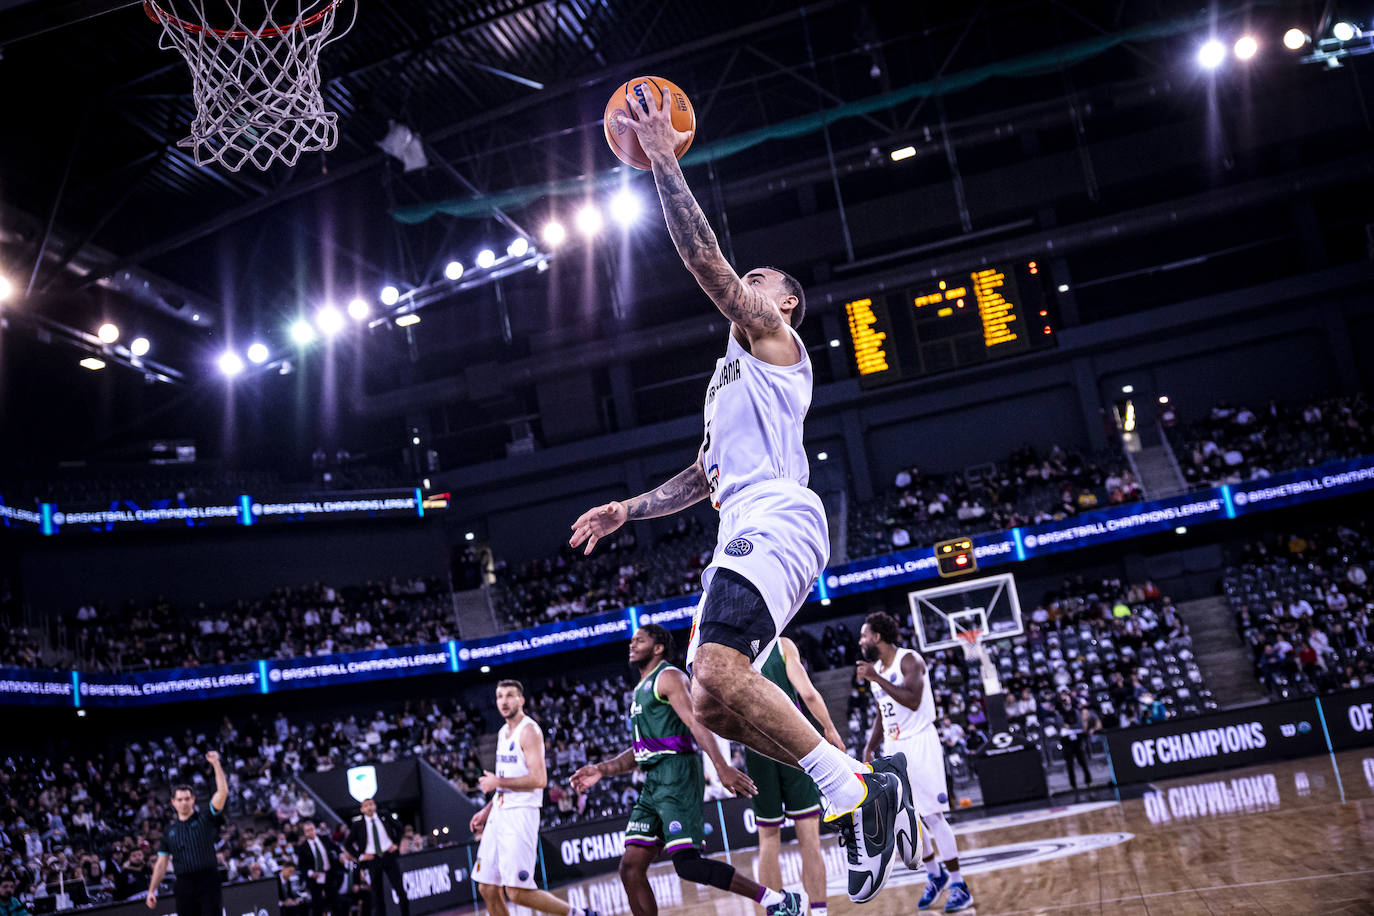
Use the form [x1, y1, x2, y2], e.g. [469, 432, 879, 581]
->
[494, 716, 542, 808]
[875, 647, 936, 743]
[701, 327, 813, 511]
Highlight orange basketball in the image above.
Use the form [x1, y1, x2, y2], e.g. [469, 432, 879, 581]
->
[603, 76, 695, 170]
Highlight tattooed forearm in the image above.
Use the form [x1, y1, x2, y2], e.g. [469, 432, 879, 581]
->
[649, 153, 720, 267]
[649, 152, 783, 333]
[623, 462, 709, 520]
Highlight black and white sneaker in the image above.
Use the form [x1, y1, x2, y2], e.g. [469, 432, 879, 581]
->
[869, 752, 922, 869]
[830, 768, 907, 903]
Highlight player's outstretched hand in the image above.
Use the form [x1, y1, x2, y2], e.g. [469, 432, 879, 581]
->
[205, 750, 221, 766]
[614, 80, 692, 160]
[570, 765, 602, 793]
[718, 765, 757, 798]
[145, 891, 158, 910]
[569, 501, 627, 555]
[824, 726, 847, 752]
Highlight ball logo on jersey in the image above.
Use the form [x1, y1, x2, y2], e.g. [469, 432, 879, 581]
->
[668, 820, 682, 834]
[725, 538, 753, 557]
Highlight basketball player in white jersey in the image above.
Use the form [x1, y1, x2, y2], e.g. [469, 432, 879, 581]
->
[570, 82, 909, 904]
[471, 680, 598, 916]
[858, 613, 973, 913]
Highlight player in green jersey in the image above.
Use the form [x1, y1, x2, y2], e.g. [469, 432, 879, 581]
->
[571, 625, 805, 916]
[749, 638, 845, 916]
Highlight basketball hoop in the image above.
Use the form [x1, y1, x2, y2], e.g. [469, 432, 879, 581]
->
[954, 628, 1002, 697]
[143, 0, 357, 171]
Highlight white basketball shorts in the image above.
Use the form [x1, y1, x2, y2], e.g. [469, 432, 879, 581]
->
[474, 804, 540, 888]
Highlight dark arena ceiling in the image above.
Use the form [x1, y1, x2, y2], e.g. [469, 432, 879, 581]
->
[0, 0, 1369, 471]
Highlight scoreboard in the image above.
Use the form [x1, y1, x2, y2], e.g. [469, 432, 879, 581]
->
[844, 261, 1054, 388]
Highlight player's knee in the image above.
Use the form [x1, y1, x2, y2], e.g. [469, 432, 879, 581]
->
[504, 887, 531, 905]
[691, 688, 729, 731]
[671, 849, 733, 890]
[477, 884, 502, 904]
[618, 855, 645, 884]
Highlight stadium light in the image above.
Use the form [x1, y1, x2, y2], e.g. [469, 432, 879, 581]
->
[218, 351, 245, 377]
[542, 221, 567, 248]
[507, 237, 530, 258]
[395, 313, 421, 327]
[316, 305, 344, 337]
[130, 337, 151, 357]
[246, 342, 270, 364]
[79, 357, 105, 371]
[608, 190, 643, 226]
[476, 249, 496, 269]
[290, 320, 316, 345]
[97, 323, 119, 344]
[0, 275, 12, 301]
[1234, 35, 1258, 59]
[380, 285, 400, 306]
[347, 297, 371, 320]
[575, 204, 603, 237]
[1158, 395, 1170, 404]
[1333, 21, 1356, 42]
[1283, 28, 1308, 50]
[890, 146, 916, 161]
[444, 261, 465, 281]
[1197, 39, 1226, 69]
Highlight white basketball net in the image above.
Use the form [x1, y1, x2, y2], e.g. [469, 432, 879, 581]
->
[144, 0, 356, 172]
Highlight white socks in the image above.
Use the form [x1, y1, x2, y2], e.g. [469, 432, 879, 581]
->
[799, 739, 868, 814]
[758, 890, 786, 908]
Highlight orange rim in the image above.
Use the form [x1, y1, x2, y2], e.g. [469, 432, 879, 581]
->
[143, 0, 339, 39]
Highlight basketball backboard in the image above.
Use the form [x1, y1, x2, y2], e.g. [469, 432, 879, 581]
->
[908, 572, 1023, 653]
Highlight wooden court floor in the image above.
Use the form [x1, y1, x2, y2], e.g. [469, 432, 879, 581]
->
[487, 749, 1374, 916]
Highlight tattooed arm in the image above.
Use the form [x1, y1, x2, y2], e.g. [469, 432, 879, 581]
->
[614, 81, 795, 358]
[647, 152, 786, 339]
[569, 459, 708, 555]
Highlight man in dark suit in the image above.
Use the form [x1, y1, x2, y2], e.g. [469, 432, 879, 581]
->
[345, 800, 409, 916]
[295, 822, 338, 916]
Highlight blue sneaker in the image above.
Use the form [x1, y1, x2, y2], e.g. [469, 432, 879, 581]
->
[765, 890, 807, 916]
[917, 870, 948, 910]
[943, 881, 973, 912]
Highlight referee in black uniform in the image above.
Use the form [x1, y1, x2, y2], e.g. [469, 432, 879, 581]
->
[146, 751, 229, 916]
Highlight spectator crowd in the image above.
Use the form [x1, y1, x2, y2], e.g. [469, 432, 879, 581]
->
[55, 578, 452, 673]
[1168, 394, 1373, 489]
[1225, 521, 1374, 696]
[0, 671, 648, 915]
[848, 444, 1141, 561]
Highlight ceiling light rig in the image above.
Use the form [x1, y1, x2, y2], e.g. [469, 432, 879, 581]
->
[1285, 19, 1370, 66]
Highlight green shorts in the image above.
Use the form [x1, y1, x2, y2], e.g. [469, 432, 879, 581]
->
[745, 748, 821, 826]
[625, 754, 705, 854]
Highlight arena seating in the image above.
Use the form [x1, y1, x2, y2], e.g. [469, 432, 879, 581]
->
[490, 519, 717, 631]
[0, 675, 639, 910]
[1168, 394, 1373, 489]
[59, 577, 453, 672]
[847, 445, 1141, 562]
[1223, 521, 1374, 697]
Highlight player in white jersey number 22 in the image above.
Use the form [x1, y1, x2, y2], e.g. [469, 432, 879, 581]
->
[858, 614, 974, 912]
[471, 680, 599, 916]
[569, 81, 910, 905]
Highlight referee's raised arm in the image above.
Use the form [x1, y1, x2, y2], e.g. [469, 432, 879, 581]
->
[207, 751, 228, 813]
[147, 751, 230, 915]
